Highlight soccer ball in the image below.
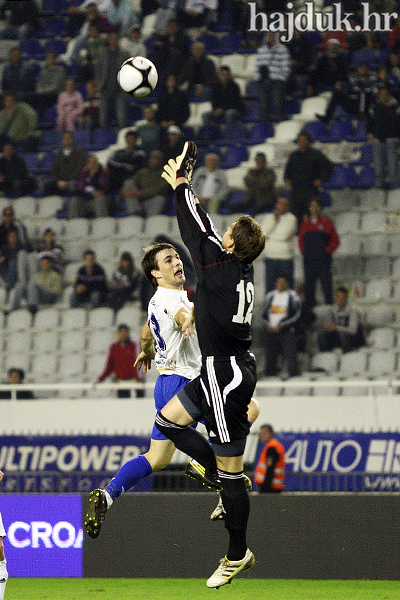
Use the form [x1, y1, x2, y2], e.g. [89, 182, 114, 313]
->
[117, 56, 158, 97]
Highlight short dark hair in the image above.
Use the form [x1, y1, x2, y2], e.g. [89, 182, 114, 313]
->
[8, 367, 24, 382]
[336, 286, 348, 296]
[141, 242, 178, 288]
[298, 130, 312, 143]
[117, 324, 130, 332]
[260, 424, 274, 435]
[231, 216, 265, 264]
[275, 272, 289, 283]
[83, 249, 95, 258]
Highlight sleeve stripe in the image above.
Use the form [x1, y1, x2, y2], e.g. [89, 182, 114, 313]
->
[185, 187, 207, 233]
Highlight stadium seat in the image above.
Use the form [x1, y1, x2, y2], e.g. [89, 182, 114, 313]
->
[6, 310, 32, 331]
[4, 353, 30, 373]
[221, 145, 248, 169]
[115, 305, 142, 331]
[196, 33, 219, 54]
[323, 165, 357, 189]
[335, 233, 362, 257]
[62, 218, 90, 240]
[357, 279, 392, 304]
[39, 130, 62, 151]
[334, 211, 360, 235]
[390, 235, 400, 258]
[310, 351, 339, 374]
[368, 350, 396, 378]
[248, 122, 274, 145]
[31, 353, 57, 381]
[345, 120, 367, 143]
[302, 120, 328, 143]
[357, 188, 385, 212]
[89, 217, 117, 240]
[60, 308, 87, 331]
[59, 329, 86, 354]
[361, 233, 389, 257]
[13, 196, 37, 219]
[20, 39, 43, 60]
[217, 122, 248, 146]
[31, 330, 59, 355]
[87, 328, 115, 355]
[293, 95, 329, 122]
[392, 256, 400, 279]
[310, 375, 341, 397]
[245, 80, 258, 100]
[115, 239, 144, 265]
[351, 166, 375, 189]
[387, 189, 400, 212]
[90, 239, 116, 263]
[271, 120, 303, 143]
[58, 353, 85, 378]
[85, 352, 107, 378]
[33, 307, 60, 331]
[43, 39, 66, 55]
[116, 216, 145, 239]
[5, 331, 32, 355]
[143, 215, 172, 239]
[42, 0, 67, 13]
[368, 327, 396, 350]
[365, 304, 394, 328]
[87, 307, 114, 330]
[351, 144, 373, 166]
[360, 211, 387, 234]
[87, 128, 117, 151]
[338, 350, 367, 377]
[73, 129, 91, 148]
[324, 119, 353, 143]
[196, 124, 221, 146]
[363, 256, 391, 280]
[36, 196, 64, 220]
[242, 101, 261, 123]
[39, 17, 67, 39]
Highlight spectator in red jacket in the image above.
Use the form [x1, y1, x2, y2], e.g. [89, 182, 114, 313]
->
[298, 197, 340, 316]
[96, 323, 143, 398]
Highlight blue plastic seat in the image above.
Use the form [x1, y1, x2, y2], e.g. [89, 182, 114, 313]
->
[196, 124, 221, 146]
[42, 0, 67, 13]
[39, 107, 57, 128]
[324, 119, 353, 143]
[35, 152, 56, 175]
[346, 120, 367, 142]
[39, 130, 62, 151]
[245, 80, 258, 100]
[44, 39, 66, 55]
[220, 145, 248, 169]
[20, 39, 43, 59]
[73, 129, 91, 148]
[86, 128, 117, 151]
[196, 33, 219, 54]
[213, 10, 232, 32]
[323, 165, 357, 189]
[213, 33, 243, 55]
[303, 120, 329, 142]
[350, 166, 375, 189]
[248, 122, 274, 145]
[216, 122, 248, 146]
[351, 144, 373, 166]
[22, 153, 39, 172]
[242, 101, 261, 123]
[39, 18, 67, 39]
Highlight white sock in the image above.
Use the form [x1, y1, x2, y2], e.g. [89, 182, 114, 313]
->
[105, 490, 113, 508]
[0, 560, 8, 600]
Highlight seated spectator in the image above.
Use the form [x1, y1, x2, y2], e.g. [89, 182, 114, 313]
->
[70, 249, 108, 309]
[57, 79, 84, 133]
[207, 65, 245, 124]
[29, 228, 64, 275]
[0, 368, 34, 400]
[66, 0, 113, 38]
[10, 255, 63, 315]
[262, 273, 302, 378]
[307, 38, 348, 96]
[136, 106, 162, 155]
[261, 196, 297, 294]
[191, 153, 229, 214]
[177, 0, 217, 30]
[43, 131, 87, 197]
[1, 46, 36, 101]
[82, 80, 100, 131]
[108, 251, 143, 311]
[0, 93, 39, 152]
[107, 129, 147, 193]
[68, 155, 110, 218]
[318, 287, 365, 353]
[156, 74, 190, 131]
[0, 228, 24, 291]
[70, 3, 112, 62]
[0, 142, 37, 197]
[105, 0, 139, 35]
[0, 205, 32, 286]
[178, 41, 218, 97]
[96, 324, 143, 398]
[30, 51, 67, 111]
[0, 0, 39, 40]
[160, 125, 185, 163]
[149, 18, 190, 78]
[374, 65, 400, 103]
[121, 150, 169, 217]
[240, 152, 276, 215]
[119, 24, 146, 57]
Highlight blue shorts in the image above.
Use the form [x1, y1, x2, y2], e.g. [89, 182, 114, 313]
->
[152, 374, 191, 440]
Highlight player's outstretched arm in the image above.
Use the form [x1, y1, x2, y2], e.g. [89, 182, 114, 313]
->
[175, 305, 195, 339]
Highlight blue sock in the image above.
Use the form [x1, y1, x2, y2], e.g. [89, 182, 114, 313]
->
[106, 455, 152, 500]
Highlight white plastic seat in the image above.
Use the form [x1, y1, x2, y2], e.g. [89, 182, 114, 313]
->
[33, 307, 60, 331]
[334, 211, 360, 235]
[390, 281, 400, 303]
[293, 95, 329, 121]
[341, 377, 369, 396]
[62, 218, 90, 240]
[368, 350, 396, 378]
[365, 304, 394, 327]
[143, 215, 172, 239]
[5, 309, 32, 331]
[310, 375, 342, 396]
[31, 330, 59, 355]
[386, 189, 400, 212]
[59, 329, 86, 354]
[282, 375, 313, 396]
[39, 218, 64, 238]
[87, 307, 114, 329]
[115, 216, 145, 239]
[335, 233, 362, 257]
[58, 353, 85, 378]
[368, 327, 396, 350]
[115, 305, 142, 332]
[63, 239, 87, 263]
[310, 351, 339, 375]
[360, 211, 387, 234]
[86, 352, 108, 378]
[392, 257, 400, 280]
[4, 352, 30, 372]
[363, 256, 391, 280]
[242, 53, 256, 78]
[389, 234, 400, 257]
[89, 217, 116, 240]
[13, 196, 37, 218]
[338, 350, 367, 377]
[361, 233, 389, 257]
[87, 328, 115, 354]
[225, 167, 247, 190]
[115, 239, 145, 265]
[90, 239, 117, 264]
[333, 256, 363, 281]
[63, 262, 81, 285]
[36, 196, 64, 219]
[5, 330, 32, 354]
[357, 189, 386, 212]
[187, 101, 212, 127]
[31, 353, 57, 380]
[60, 307, 87, 330]
[219, 54, 245, 77]
[357, 278, 392, 303]
[271, 120, 303, 144]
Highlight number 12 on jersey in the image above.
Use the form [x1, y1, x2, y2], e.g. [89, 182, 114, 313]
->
[232, 280, 254, 324]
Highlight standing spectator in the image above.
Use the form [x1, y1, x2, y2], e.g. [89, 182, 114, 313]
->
[0, 228, 24, 291]
[0, 0, 39, 40]
[286, 27, 315, 96]
[68, 155, 110, 218]
[0, 93, 39, 151]
[0, 142, 37, 197]
[261, 196, 297, 293]
[262, 273, 301, 378]
[95, 32, 130, 129]
[121, 150, 170, 217]
[30, 228, 64, 275]
[119, 24, 146, 57]
[105, 0, 139, 34]
[298, 197, 340, 315]
[136, 106, 162, 155]
[96, 323, 143, 397]
[10, 255, 63, 315]
[43, 131, 87, 196]
[1, 47, 35, 100]
[160, 125, 185, 163]
[0, 370, 34, 399]
[108, 251, 143, 311]
[367, 86, 400, 189]
[107, 129, 147, 193]
[253, 424, 285, 493]
[82, 80, 100, 131]
[149, 19, 190, 77]
[284, 130, 334, 225]
[241, 152, 276, 215]
[207, 65, 245, 124]
[0, 206, 32, 285]
[70, 3, 112, 62]
[191, 153, 229, 214]
[57, 79, 84, 133]
[71, 23, 105, 73]
[178, 41, 218, 97]
[307, 38, 349, 96]
[318, 287, 365, 353]
[254, 32, 290, 123]
[70, 249, 108, 309]
[31, 51, 67, 111]
[177, 0, 217, 30]
[156, 74, 190, 131]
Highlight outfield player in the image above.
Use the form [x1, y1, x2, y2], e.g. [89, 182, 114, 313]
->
[155, 142, 265, 588]
[0, 471, 8, 600]
[85, 242, 259, 538]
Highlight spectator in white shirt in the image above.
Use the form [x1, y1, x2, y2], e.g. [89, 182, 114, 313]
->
[261, 196, 297, 293]
[191, 153, 229, 214]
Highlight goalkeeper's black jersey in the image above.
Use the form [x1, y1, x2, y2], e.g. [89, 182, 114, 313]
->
[175, 182, 254, 359]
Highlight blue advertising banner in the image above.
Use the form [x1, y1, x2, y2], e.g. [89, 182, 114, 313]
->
[0, 435, 151, 493]
[0, 495, 83, 577]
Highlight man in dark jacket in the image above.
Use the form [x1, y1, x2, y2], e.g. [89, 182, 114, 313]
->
[367, 86, 400, 189]
[0, 142, 37, 197]
[156, 74, 190, 130]
[262, 273, 302, 378]
[107, 129, 146, 192]
[284, 130, 334, 224]
[178, 41, 218, 96]
[1, 46, 36, 101]
[44, 132, 87, 196]
[209, 65, 245, 123]
[298, 197, 340, 315]
[70, 249, 108, 309]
